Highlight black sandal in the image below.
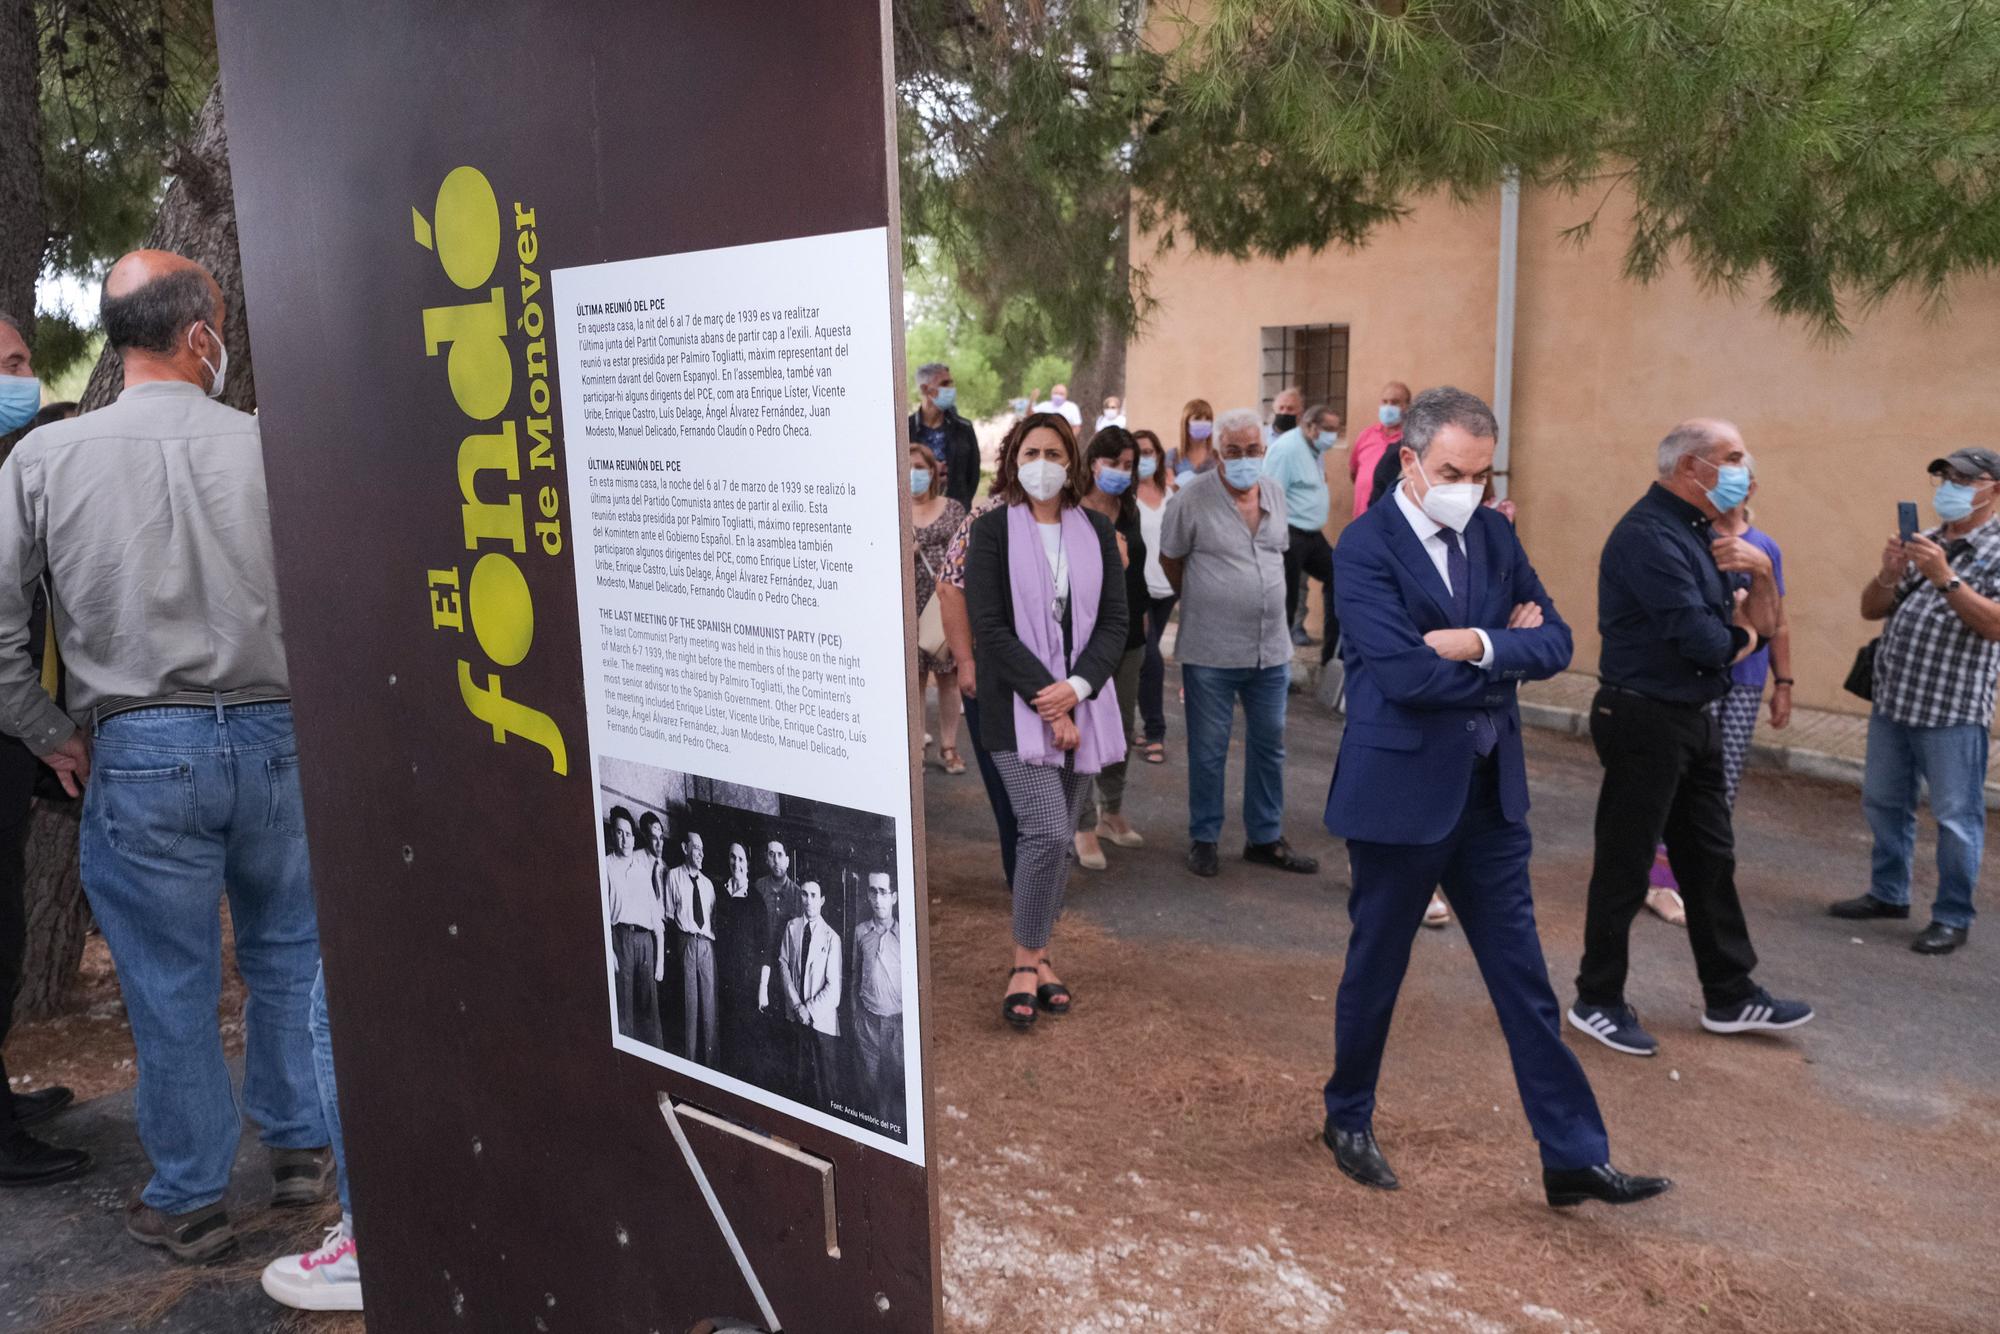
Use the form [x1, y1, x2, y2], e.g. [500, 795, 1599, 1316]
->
[1003, 966, 1039, 1030]
[1036, 958, 1072, 1014]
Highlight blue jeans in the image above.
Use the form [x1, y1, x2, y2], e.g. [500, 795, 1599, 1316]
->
[1181, 662, 1289, 846]
[80, 701, 325, 1212]
[1863, 713, 1986, 929]
[310, 964, 351, 1218]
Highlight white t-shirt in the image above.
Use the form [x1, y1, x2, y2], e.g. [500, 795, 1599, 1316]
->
[1137, 493, 1173, 599]
[1036, 399, 1084, 428]
[1036, 520, 1092, 701]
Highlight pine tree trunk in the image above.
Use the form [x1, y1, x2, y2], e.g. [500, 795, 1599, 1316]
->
[19, 80, 255, 1014]
[79, 82, 256, 412]
[16, 798, 84, 1020]
[1064, 190, 1132, 434]
[0, 0, 46, 333]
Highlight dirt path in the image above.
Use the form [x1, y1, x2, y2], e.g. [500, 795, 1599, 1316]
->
[925, 893, 1991, 1333]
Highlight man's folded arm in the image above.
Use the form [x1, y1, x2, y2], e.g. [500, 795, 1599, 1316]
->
[1334, 540, 1498, 710]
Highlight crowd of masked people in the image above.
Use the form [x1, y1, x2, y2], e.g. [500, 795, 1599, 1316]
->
[909, 358, 1993, 1208]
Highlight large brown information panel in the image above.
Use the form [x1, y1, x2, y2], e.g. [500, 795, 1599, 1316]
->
[215, 3, 936, 1329]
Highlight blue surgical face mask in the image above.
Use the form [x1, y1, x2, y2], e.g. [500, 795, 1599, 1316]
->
[909, 468, 932, 496]
[1095, 466, 1132, 496]
[1187, 419, 1213, 442]
[934, 385, 956, 411]
[1934, 480, 1985, 522]
[0, 376, 40, 434]
[1696, 456, 1752, 513]
[1137, 455, 1159, 480]
[1378, 404, 1403, 427]
[1223, 455, 1264, 490]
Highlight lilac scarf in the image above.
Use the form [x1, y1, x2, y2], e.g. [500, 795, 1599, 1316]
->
[1006, 503, 1127, 775]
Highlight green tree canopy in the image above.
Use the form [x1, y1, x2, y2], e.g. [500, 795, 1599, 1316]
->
[897, 0, 2000, 380]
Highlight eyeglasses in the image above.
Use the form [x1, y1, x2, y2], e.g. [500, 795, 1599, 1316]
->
[1931, 471, 1985, 488]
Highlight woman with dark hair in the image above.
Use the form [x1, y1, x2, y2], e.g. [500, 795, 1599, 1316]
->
[1131, 428, 1177, 763]
[963, 413, 1128, 1030]
[909, 441, 969, 774]
[1171, 398, 1215, 478]
[1073, 426, 1149, 867]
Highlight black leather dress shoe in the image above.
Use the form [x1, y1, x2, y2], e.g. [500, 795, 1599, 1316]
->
[1322, 1122, 1399, 1191]
[1543, 1163, 1672, 1208]
[13, 1085, 74, 1129]
[1828, 894, 1909, 920]
[0, 1131, 92, 1188]
[1186, 841, 1219, 877]
[1912, 922, 1968, 955]
[1244, 839, 1319, 874]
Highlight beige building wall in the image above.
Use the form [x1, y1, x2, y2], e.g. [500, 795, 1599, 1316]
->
[1125, 184, 2000, 716]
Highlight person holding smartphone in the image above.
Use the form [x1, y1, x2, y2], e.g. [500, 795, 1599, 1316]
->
[1834, 447, 2000, 955]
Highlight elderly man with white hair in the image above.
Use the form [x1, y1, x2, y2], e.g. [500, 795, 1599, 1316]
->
[1158, 407, 1320, 878]
[1570, 418, 1814, 1059]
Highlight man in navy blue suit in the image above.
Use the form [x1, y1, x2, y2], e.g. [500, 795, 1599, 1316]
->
[1320, 386, 1669, 1208]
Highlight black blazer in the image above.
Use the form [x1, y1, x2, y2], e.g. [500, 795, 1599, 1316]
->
[963, 504, 1128, 754]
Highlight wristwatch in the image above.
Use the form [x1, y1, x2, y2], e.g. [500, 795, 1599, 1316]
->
[1941, 576, 1964, 594]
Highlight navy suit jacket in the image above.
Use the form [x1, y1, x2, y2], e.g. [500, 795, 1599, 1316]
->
[1323, 498, 1572, 846]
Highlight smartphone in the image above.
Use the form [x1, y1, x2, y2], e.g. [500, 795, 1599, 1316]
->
[1899, 502, 1919, 543]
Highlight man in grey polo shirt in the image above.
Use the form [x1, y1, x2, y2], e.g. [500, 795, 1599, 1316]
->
[1160, 407, 1321, 879]
[0, 251, 334, 1269]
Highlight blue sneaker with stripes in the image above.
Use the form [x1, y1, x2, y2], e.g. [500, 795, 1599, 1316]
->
[1566, 1002, 1659, 1056]
[1701, 988, 1813, 1034]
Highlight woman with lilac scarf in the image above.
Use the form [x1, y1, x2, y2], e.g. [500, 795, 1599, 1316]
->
[963, 414, 1129, 1031]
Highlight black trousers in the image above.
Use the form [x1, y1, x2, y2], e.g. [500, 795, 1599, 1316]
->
[1138, 594, 1178, 744]
[959, 693, 1020, 884]
[0, 739, 42, 1138]
[1284, 527, 1335, 641]
[1576, 688, 1759, 1009]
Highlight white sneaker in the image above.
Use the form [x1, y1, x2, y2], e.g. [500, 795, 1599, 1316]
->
[261, 1222, 363, 1312]
[1423, 892, 1451, 929]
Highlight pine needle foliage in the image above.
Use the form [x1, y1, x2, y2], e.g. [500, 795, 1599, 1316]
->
[902, 0, 2000, 355]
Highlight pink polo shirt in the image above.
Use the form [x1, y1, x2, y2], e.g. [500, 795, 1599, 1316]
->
[1348, 422, 1404, 517]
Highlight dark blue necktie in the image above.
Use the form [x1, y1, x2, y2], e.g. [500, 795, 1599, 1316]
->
[1441, 528, 1497, 757]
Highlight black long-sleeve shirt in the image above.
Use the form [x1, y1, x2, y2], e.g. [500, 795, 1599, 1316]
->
[962, 504, 1128, 753]
[1596, 483, 1749, 705]
[908, 408, 981, 508]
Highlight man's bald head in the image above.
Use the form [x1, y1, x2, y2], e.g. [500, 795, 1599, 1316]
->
[101, 250, 227, 391]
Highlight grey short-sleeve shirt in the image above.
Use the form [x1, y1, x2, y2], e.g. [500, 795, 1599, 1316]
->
[1158, 470, 1292, 669]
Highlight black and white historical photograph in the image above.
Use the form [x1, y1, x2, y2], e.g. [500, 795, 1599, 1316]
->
[595, 754, 911, 1143]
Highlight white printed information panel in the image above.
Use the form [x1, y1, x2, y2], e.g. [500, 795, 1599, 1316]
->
[551, 227, 921, 1163]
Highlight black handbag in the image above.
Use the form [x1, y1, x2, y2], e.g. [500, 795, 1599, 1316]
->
[1844, 639, 1878, 702]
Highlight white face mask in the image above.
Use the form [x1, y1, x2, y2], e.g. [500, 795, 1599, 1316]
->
[1018, 458, 1067, 503]
[189, 322, 228, 399]
[1415, 456, 1482, 532]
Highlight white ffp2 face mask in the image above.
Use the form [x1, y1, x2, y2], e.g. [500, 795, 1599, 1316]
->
[1416, 457, 1482, 532]
[1018, 458, 1067, 503]
[190, 322, 228, 399]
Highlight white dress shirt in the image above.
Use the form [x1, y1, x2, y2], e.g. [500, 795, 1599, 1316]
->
[1391, 481, 1495, 670]
[1037, 521, 1096, 704]
[664, 864, 716, 939]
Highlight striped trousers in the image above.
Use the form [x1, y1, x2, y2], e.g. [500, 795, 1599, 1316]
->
[991, 749, 1092, 951]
